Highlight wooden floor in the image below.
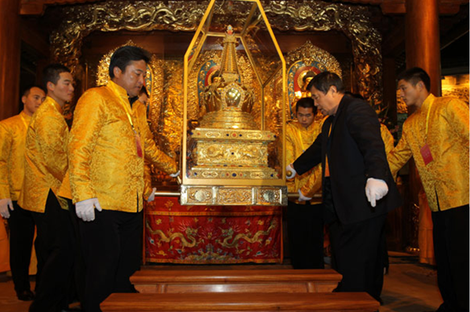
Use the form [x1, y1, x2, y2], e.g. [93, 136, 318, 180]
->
[0, 252, 442, 312]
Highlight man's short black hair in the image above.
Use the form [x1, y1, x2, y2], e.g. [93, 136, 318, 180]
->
[307, 71, 345, 94]
[296, 97, 317, 116]
[397, 67, 431, 92]
[109, 46, 151, 79]
[42, 64, 70, 90]
[21, 84, 45, 97]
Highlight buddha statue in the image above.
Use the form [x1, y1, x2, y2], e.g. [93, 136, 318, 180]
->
[199, 25, 257, 130]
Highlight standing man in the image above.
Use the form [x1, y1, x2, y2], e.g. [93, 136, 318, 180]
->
[19, 64, 76, 312]
[285, 97, 324, 269]
[287, 71, 401, 302]
[68, 46, 178, 312]
[0, 85, 45, 301]
[389, 67, 469, 312]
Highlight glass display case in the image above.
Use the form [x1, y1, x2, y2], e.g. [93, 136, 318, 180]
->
[180, 0, 287, 206]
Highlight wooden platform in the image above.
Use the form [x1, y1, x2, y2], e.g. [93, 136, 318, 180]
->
[101, 292, 380, 311]
[130, 269, 342, 293]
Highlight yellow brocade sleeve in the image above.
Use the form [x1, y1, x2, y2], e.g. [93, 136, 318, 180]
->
[35, 110, 68, 185]
[388, 128, 413, 179]
[300, 164, 322, 198]
[380, 124, 395, 155]
[133, 102, 178, 175]
[446, 98, 469, 140]
[0, 122, 13, 199]
[0, 113, 30, 201]
[143, 162, 153, 201]
[285, 123, 297, 194]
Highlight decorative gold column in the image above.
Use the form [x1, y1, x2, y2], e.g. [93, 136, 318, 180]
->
[0, 0, 21, 120]
[405, 0, 441, 96]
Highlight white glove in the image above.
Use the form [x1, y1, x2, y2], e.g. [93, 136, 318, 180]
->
[365, 178, 389, 207]
[147, 187, 156, 202]
[298, 189, 312, 202]
[76, 198, 102, 222]
[0, 198, 13, 218]
[286, 164, 297, 179]
[169, 170, 180, 178]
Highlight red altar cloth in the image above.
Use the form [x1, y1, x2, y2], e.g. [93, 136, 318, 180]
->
[145, 197, 283, 264]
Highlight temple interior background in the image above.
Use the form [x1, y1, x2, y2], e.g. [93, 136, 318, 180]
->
[0, 0, 468, 264]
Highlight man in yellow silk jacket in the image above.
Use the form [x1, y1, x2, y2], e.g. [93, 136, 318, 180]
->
[285, 97, 324, 269]
[388, 67, 469, 312]
[68, 46, 178, 312]
[18, 64, 76, 312]
[0, 85, 45, 301]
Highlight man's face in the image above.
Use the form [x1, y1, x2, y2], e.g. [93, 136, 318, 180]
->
[310, 86, 338, 116]
[113, 60, 147, 98]
[296, 106, 314, 129]
[49, 72, 74, 105]
[22, 87, 45, 116]
[397, 79, 421, 107]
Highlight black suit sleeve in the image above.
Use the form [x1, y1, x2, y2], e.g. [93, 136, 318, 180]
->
[346, 100, 389, 181]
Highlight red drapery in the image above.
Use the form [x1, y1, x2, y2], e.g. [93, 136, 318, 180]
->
[145, 197, 283, 264]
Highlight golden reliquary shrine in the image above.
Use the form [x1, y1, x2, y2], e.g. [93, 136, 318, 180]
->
[5, 0, 469, 264]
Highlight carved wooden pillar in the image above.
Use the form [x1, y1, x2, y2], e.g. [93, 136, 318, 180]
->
[0, 0, 21, 120]
[405, 0, 441, 95]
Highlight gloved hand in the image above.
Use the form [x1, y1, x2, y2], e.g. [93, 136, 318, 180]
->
[365, 178, 389, 207]
[169, 170, 180, 178]
[147, 187, 156, 202]
[286, 164, 297, 179]
[298, 189, 312, 202]
[0, 198, 13, 218]
[76, 198, 102, 222]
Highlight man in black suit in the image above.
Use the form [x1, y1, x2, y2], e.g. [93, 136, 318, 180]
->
[287, 72, 401, 303]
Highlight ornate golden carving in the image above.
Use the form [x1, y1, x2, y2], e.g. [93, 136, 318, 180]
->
[180, 185, 287, 206]
[160, 60, 183, 158]
[50, 1, 207, 75]
[284, 40, 342, 119]
[218, 188, 252, 205]
[263, 1, 383, 113]
[51, 0, 383, 114]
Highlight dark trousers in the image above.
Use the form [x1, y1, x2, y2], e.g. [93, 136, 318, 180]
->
[328, 213, 387, 301]
[324, 178, 387, 301]
[29, 191, 76, 312]
[79, 209, 143, 312]
[287, 201, 324, 269]
[432, 205, 469, 312]
[7, 201, 35, 295]
[67, 200, 86, 307]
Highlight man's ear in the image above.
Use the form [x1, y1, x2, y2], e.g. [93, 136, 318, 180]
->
[417, 81, 425, 91]
[21, 95, 27, 105]
[329, 85, 338, 94]
[113, 66, 122, 78]
[47, 81, 55, 92]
